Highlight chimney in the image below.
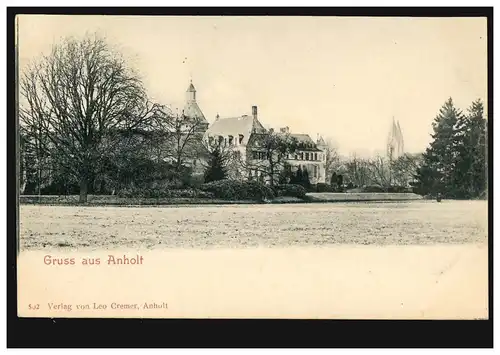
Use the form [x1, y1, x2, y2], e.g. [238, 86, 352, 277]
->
[252, 106, 257, 120]
[280, 126, 290, 134]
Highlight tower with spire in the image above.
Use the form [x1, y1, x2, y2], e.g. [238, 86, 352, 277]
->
[182, 80, 209, 132]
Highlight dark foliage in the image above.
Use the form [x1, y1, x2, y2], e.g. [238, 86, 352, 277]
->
[273, 184, 307, 199]
[200, 179, 275, 201]
[414, 98, 487, 199]
[203, 147, 228, 183]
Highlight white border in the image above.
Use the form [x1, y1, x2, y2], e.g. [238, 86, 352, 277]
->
[2, 2, 496, 354]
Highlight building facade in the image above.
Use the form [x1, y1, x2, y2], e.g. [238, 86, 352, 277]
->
[191, 82, 327, 184]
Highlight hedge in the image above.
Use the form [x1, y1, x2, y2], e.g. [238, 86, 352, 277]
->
[273, 184, 307, 199]
[117, 184, 213, 199]
[200, 180, 275, 201]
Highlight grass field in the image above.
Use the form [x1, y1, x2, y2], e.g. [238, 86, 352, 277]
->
[19, 200, 488, 251]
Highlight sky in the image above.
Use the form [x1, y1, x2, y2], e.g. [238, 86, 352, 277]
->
[17, 15, 488, 157]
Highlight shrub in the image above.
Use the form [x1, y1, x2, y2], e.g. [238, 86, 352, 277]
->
[361, 185, 386, 193]
[386, 186, 411, 193]
[313, 183, 335, 193]
[200, 179, 275, 201]
[116, 181, 212, 199]
[188, 174, 205, 189]
[360, 185, 410, 193]
[273, 184, 307, 199]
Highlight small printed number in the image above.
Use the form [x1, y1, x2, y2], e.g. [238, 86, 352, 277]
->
[28, 304, 40, 310]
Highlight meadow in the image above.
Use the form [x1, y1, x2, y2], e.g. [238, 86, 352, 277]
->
[19, 200, 488, 251]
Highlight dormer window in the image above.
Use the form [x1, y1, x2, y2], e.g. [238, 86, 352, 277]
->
[228, 135, 234, 145]
[239, 134, 244, 144]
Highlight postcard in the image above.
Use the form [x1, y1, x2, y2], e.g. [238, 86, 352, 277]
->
[16, 14, 489, 319]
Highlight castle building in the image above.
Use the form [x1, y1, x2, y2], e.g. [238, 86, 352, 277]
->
[204, 105, 267, 180]
[280, 129, 327, 184]
[196, 81, 327, 184]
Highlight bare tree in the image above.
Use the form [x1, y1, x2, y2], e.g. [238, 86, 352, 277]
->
[323, 138, 341, 181]
[19, 33, 161, 202]
[390, 153, 423, 187]
[366, 155, 392, 188]
[340, 153, 372, 187]
[240, 131, 298, 186]
[149, 107, 208, 173]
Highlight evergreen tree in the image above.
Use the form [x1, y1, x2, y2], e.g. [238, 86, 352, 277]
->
[458, 99, 487, 198]
[330, 172, 337, 188]
[203, 148, 228, 183]
[336, 174, 343, 192]
[302, 168, 311, 189]
[414, 98, 487, 199]
[414, 98, 466, 197]
[295, 166, 304, 185]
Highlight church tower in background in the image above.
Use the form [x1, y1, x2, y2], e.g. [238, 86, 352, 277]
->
[387, 117, 404, 161]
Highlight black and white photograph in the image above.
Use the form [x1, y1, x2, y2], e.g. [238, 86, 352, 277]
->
[13, 13, 489, 321]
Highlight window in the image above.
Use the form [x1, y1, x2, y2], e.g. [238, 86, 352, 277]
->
[305, 153, 309, 161]
[300, 152, 304, 160]
[228, 135, 234, 145]
[314, 153, 318, 161]
[252, 151, 266, 160]
[294, 154, 298, 160]
[239, 134, 244, 144]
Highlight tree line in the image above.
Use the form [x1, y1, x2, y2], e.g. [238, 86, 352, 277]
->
[19, 34, 215, 202]
[320, 98, 487, 198]
[19, 34, 306, 202]
[19, 34, 487, 201]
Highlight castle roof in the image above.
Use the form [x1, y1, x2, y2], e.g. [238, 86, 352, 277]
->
[183, 101, 207, 124]
[287, 133, 315, 145]
[205, 115, 266, 145]
[287, 133, 322, 152]
[247, 132, 321, 152]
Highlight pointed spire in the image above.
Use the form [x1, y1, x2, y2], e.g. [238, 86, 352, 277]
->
[187, 80, 196, 92]
[396, 120, 404, 155]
